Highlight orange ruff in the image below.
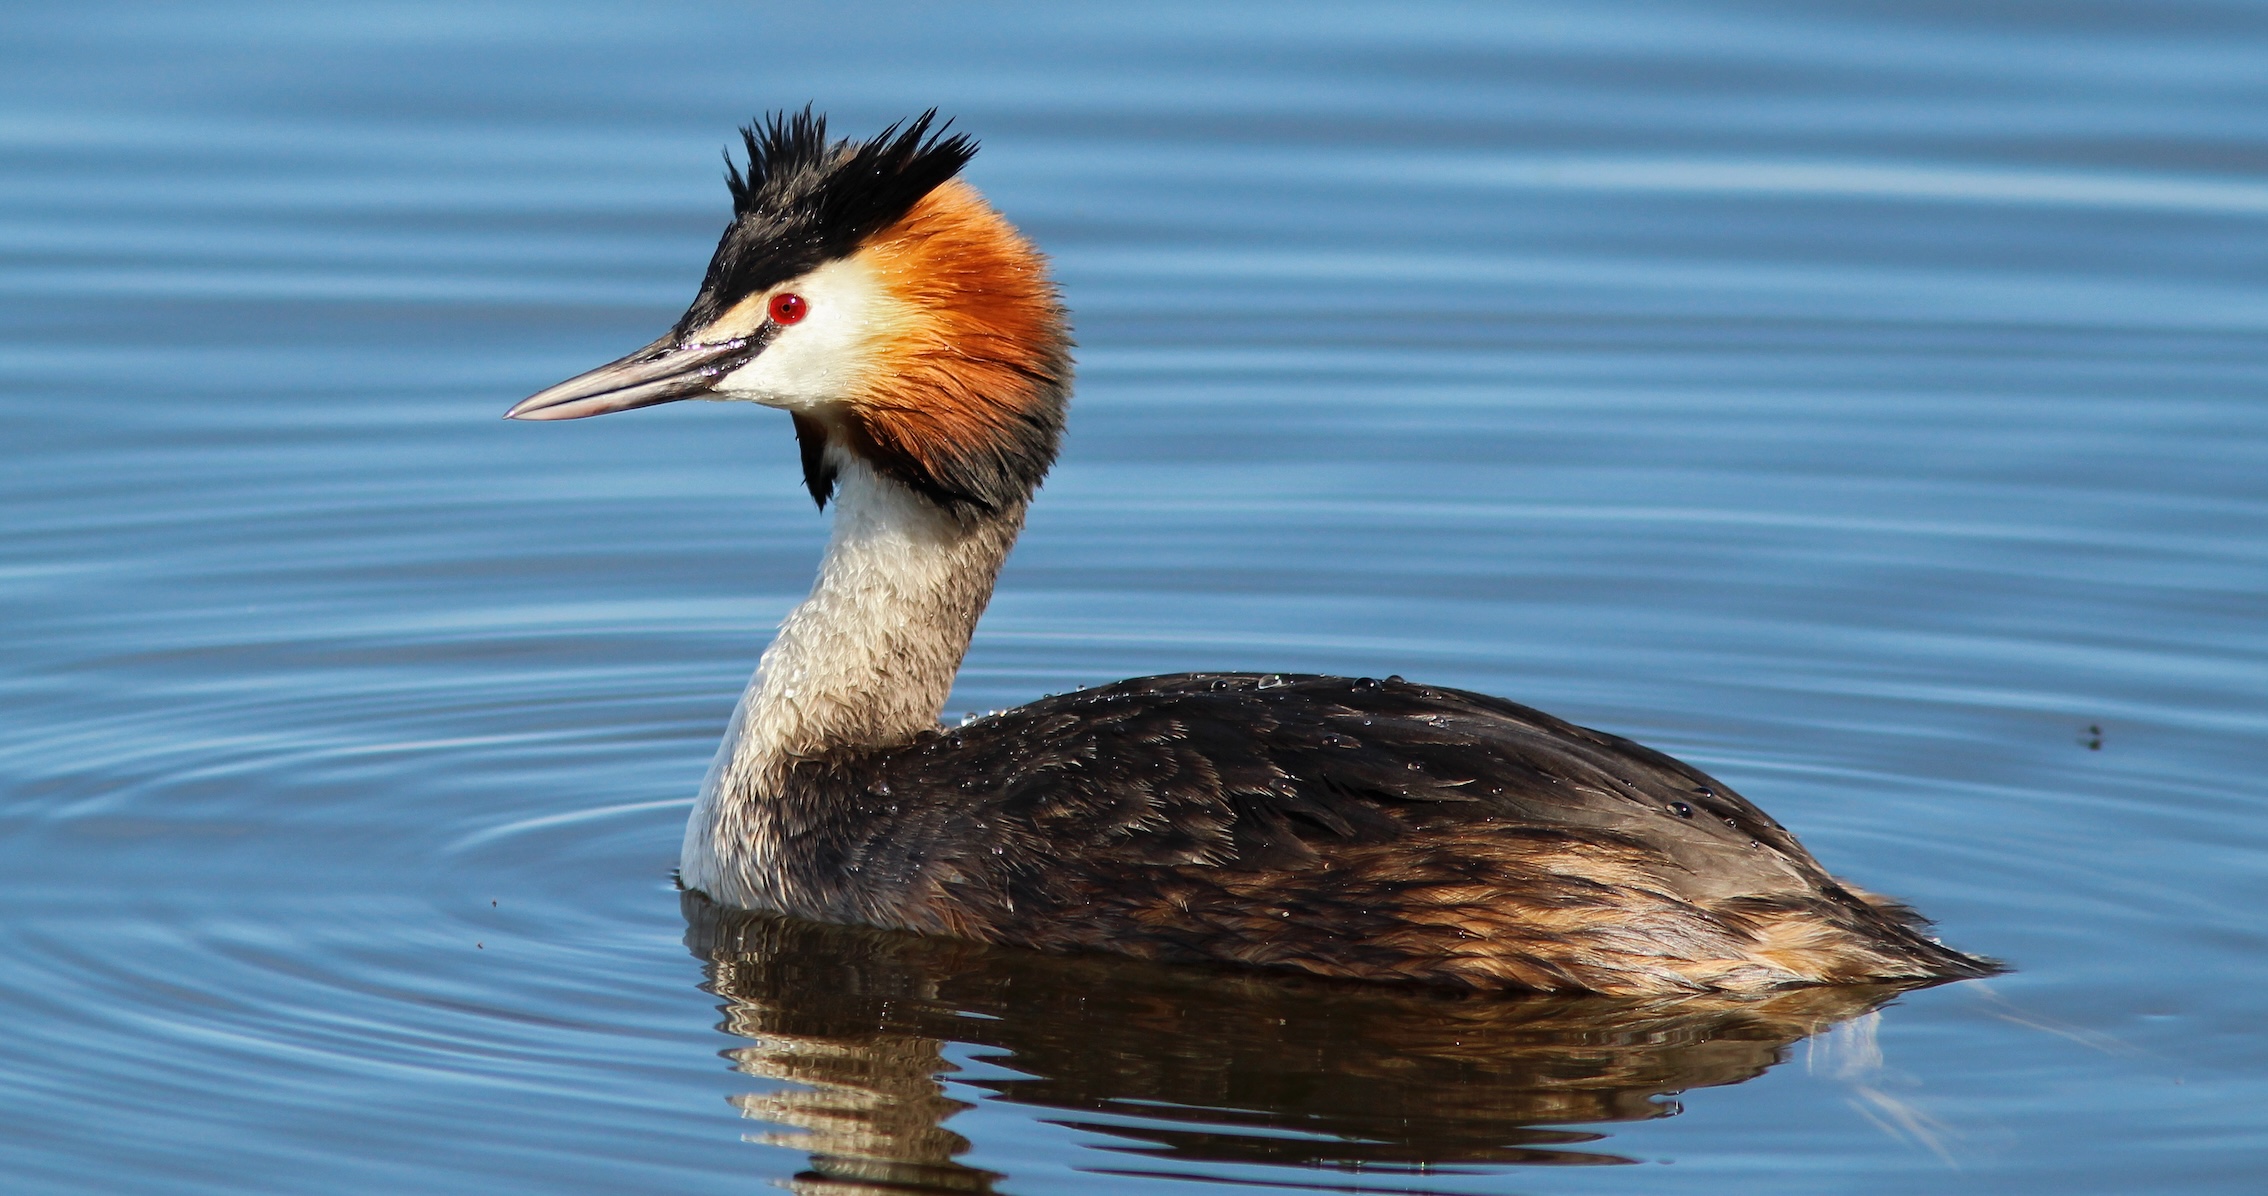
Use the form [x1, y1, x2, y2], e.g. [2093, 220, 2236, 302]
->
[848, 180, 1067, 500]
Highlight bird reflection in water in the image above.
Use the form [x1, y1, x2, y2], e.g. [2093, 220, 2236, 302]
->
[685, 894, 1931, 1193]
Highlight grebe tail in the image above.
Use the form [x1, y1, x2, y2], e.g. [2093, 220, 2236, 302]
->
[508, 110, 1996, 995]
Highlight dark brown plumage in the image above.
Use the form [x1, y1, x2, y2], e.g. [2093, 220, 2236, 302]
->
[740, 673, 1995, 994]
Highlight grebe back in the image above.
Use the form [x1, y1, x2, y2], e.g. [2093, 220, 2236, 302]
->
[507, 110, 1995, 995]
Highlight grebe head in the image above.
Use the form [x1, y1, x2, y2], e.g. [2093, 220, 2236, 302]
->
[507, 109, 1071, 518]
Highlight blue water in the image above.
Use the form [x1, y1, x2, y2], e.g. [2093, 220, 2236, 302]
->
[4, 2, 2267, 1191]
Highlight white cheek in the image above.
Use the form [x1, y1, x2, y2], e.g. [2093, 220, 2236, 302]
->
[712, 257, 896, 409]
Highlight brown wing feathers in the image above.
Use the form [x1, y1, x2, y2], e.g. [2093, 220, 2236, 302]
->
[762, 674, 1995, 993]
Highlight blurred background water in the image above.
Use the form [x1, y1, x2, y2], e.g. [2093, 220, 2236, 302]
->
[3, 2, 2267, 1192]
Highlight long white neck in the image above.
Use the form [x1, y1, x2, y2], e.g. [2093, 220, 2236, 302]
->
[682, 456, 1022, 905]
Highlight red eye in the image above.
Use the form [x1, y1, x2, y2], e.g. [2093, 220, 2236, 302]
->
[768, 293, 808, 325]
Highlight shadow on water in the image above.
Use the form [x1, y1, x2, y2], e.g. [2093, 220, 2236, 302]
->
[684, 895, 1929, 1193]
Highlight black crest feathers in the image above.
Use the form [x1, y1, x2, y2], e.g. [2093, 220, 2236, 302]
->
[671, 108, 977, 338]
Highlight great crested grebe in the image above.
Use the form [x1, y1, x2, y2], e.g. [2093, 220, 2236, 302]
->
[509, 111, 1994, 995]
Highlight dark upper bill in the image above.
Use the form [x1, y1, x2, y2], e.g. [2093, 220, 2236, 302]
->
[504, 334, 760, 421]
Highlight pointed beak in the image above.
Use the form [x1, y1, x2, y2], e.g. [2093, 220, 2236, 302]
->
[504, 333, 761, 421]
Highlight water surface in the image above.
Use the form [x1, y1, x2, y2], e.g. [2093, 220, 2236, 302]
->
[4, 2, 2267, 1192]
